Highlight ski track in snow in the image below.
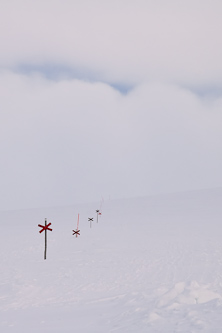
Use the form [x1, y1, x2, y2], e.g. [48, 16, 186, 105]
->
[1, 189, 222, 332]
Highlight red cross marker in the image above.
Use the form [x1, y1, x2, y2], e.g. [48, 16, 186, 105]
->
[38, 218, 52, 260]
[73, 214, 80, 237]
[38, 222, 52, 233]
[73, 229, 80, 236]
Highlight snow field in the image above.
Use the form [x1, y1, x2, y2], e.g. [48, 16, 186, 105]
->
[1, 189, 222, 332]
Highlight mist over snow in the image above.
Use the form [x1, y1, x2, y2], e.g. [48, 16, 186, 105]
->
[1, 0, 222, 210]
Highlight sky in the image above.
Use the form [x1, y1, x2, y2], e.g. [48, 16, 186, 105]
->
[1, 0, 222, 210]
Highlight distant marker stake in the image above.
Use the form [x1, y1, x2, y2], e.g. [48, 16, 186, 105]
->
[73, 213, 80, 237]
[96, 210, 100, 223]
[38, 218, 52, 260]
[100, 196, 104, 214]
[88, 217, 93, 228]
[77, 213, 79, 230]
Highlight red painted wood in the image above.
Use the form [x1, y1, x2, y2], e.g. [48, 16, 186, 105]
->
[38, 223, 52, 233]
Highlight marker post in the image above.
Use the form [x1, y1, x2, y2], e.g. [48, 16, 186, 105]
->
[96, 210, 100, 223]
[88, 218, 93, 228]
[73, 213, 80, 237]
[38, 218, 52, 260]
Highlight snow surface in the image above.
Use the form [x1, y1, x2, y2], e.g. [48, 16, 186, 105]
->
[1, 188, 222, 332]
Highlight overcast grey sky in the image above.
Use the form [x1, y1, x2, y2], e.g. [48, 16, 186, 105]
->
[1, 0, 222, 210]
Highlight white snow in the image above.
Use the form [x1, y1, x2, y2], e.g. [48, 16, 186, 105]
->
[1, 188, 222, 332]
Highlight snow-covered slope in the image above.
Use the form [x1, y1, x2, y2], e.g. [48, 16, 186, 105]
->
[1, 188, 222, 332]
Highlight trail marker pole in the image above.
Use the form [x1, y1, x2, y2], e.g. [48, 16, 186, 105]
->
[73, 213, 80, 237]
[99, 197, 104, 215]
[38, 218, 52, 260]
[44, 218, 48, 260]
[96, 210, 100, 223]
[88, 217, 93, 228]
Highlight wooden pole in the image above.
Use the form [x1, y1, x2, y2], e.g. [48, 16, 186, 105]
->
[44, 218, 47, 260]
[88, 218, 93, 228]
[77, 213, 79, 237]
[96, 210, 99, 223]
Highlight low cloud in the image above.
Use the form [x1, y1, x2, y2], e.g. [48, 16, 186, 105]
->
[1, 1, 222, 209]
[1, 71, 222, 209]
